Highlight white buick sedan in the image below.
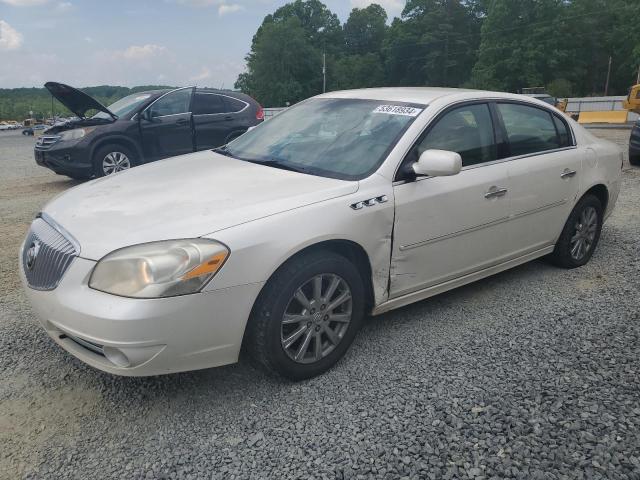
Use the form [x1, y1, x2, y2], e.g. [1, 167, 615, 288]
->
[21, 88, 622, 380]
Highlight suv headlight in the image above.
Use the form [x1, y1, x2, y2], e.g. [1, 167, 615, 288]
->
[59, 127, 95, 141]
[89, 239, 229, 298]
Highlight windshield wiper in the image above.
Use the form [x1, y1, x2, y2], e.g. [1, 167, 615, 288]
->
[212, 145, 234, 157]
[246, 159, 310, 174]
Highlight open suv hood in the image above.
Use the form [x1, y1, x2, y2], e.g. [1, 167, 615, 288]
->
[45, 82, 116, 120]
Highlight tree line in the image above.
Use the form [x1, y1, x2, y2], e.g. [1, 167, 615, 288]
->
[235, 0, 640, 106]
[0, 85, 172, 122]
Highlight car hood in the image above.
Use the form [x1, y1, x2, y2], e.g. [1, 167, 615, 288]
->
[45, 82, 116, 120]
[43, 150, 359, 260]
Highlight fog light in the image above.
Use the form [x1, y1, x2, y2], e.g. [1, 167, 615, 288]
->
[103, 346, 131, 368]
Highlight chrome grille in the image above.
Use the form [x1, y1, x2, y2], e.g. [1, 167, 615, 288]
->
[35, 135, 60, 149]
[22, 216, 78, 290]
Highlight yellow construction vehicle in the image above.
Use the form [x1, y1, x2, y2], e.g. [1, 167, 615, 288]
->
[622, 84, 640, 113]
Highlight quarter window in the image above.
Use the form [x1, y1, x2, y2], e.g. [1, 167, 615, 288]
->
[149, 89, 192, 117]
[416, 103, 497, 167]
[224, 97, 247, 113]
[497, 103, 562, 156]
[192, 93, 226, 115]
[552, 115, 571, 147]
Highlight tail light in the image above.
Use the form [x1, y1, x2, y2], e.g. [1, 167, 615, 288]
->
[256, 105, 264, 121]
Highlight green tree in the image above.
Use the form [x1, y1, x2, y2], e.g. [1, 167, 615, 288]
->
[344, 4, 387, 55]
[471, 0, 566, 92]
[383, 0, 482, 87]
[235, 16, 321, 106]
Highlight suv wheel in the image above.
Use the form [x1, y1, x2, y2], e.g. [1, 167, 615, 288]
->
[245, 250, 365, 380]
[550, 194, 603, 268]
[93, 145, 136, 177]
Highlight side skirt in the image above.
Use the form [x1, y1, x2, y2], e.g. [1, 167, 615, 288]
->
[371, 245, 555, 316]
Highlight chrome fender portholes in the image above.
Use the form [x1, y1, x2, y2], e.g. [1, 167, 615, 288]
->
[350, 195, 388, 210]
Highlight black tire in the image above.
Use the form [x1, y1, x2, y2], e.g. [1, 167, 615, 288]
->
[244, 250, 365, 381]
[629, 149, 640, 166]
[550, 194, 603, 269]
[92, 144, 137, 178]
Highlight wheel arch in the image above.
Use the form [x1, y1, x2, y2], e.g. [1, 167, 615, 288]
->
[224, 129, 247, 144]
[253, 239, 376, 317]
[90, 135, 143, 164]
[582, 183, 609, 212]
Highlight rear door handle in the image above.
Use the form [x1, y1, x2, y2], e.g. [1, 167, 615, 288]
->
[224, 115, 233, 121]
[561, 169, 577, 178]
[484, 186, 508, 199]
[176, 118, 189, 126]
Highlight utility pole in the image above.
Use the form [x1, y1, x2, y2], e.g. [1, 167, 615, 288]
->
[322, 52, 326, 93]
[636, 64, 640, 85]
[604, 55, 612, 96]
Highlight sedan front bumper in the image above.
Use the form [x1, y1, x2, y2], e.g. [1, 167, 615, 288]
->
[21, 256, 264, 376]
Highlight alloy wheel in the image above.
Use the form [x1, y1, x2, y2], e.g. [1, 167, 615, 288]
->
[280, 274, 352, 364]
[102, 151, 131, 175]
[570, 206, 598, 260]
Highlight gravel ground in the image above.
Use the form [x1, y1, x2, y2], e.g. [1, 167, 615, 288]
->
[1, 129, 639, 480]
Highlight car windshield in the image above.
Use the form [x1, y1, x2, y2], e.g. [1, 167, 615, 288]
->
[93, 93, 153, 119]
[224, 98, 424, 180]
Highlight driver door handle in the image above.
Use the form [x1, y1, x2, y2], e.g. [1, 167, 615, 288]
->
[561, 169, 577, 178]
[484, 186, 508, 199]
[176, 118, 189, 126]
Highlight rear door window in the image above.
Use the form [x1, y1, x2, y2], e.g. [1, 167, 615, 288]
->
[497, 103, 562, 156]
[192, 93, 226, 115]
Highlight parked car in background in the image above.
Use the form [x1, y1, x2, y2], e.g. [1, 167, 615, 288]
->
[35, 82, 264, 179]
[20, 88, 622, 380]
[0, 123, 10, 131]
[629, 118, 640, 166]
[22, 124, 47, 136]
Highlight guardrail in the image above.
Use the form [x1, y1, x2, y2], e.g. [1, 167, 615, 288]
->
[263, 107, 286, 120]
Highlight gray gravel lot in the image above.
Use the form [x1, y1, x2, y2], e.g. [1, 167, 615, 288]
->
[1, 129, 639, 480]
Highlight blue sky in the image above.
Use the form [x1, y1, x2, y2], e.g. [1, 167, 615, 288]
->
[0, 0, 404, 89]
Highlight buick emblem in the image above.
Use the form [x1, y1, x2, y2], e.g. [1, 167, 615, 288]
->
[25, 241, 41, 271]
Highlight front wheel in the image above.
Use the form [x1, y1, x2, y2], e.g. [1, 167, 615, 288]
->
[550, 194, 603, 268]
[245, 250, 365, 380]
[92, 144, 137, 177]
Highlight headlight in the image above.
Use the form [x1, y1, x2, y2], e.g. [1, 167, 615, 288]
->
[89, 239, 229, 298]
[59, 127, 95, 141]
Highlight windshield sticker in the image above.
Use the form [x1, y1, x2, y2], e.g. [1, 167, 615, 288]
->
[373, 105, 422, 117]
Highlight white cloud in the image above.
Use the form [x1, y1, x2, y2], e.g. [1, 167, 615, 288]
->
[189, 66, 211, 82]
[0, 20, 23, 50]
[350, 0, 404, 18]
[84, 36, 92, 43]
[120, 44, 167, 61]
[218, 3, 244, 15]
[0, 0, 48, 5]
[56, 1, 72, 11]
[173, 0, 220, 6]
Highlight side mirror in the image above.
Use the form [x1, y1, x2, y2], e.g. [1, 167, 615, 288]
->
[412, 149, 462, 177]
[138, 109, 151, 122]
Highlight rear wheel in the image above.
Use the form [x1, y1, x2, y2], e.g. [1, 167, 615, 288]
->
[92, 144, 137, 177]
[550, 194, 603, 268]
[244, 250, 365, 380]
[629, 148, 640, 166]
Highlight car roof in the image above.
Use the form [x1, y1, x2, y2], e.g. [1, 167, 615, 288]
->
[319, 87, 541, 106]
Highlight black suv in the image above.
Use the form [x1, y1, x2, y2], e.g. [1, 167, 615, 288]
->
[35, 82, 264, 179]
[630, 118, 640, 166]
